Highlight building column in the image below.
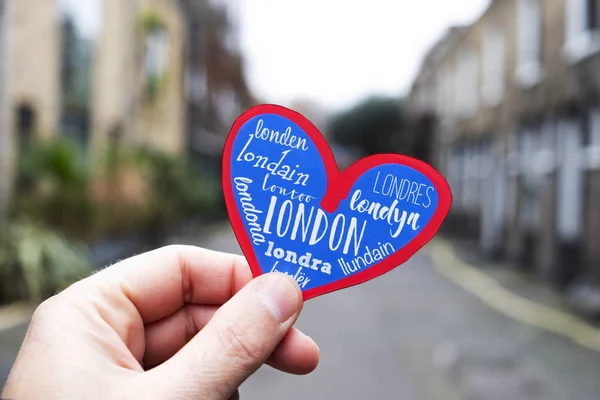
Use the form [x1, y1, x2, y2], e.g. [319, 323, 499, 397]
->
[0, 0, 12, 223]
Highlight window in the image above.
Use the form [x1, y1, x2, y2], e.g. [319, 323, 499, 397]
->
[456, 49, 479, 118]
[482, 24, 505, 106]
[564, 0, 600, 62]
[15, 104, 36, 193]
[145, 29, 169, 79]
[516, 0, 543, 87]
[184, 69, 207, 103]
[586, 0, 599, 31]
[583, 106, 600, 170]
[58, 0, 101, 158]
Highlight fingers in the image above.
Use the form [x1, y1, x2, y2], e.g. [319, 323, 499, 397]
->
[143, 304, 219, 368]
[143, 305, 319, 374]
[267, 327, 320, 375]
[143, 273, 310, 400]
[82, 245, 253, 324]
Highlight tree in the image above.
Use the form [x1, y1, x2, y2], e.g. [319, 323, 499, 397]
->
[409, 112, 436, 163]
[327, 96, 413, 157]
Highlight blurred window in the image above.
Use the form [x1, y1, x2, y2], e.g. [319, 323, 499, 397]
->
[565, 0, 600, 62]
[57, 0, 101, 162]
[586, 0, 599, 31]
[145, 28, 169, 79]
[456, 49, 479, 118]
[590, 107, 600, 146]
[15, 104, 36, 193]
[482, 24, 505, 106]
[185, 69, 206, 103]
[516, 0, 542, 86]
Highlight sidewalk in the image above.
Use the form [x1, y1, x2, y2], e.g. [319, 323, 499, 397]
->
[450, 239, 581, 316]
[428, 238, 600, 353]
[0, 306, 32, 388]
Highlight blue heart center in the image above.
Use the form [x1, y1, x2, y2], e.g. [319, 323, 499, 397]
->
[228, 113, 440, 292]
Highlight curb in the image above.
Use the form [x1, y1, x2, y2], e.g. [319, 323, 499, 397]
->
[428, 238, 600, 353]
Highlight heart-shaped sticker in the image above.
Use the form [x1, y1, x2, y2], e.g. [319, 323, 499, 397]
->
[223, 104, 452, 300]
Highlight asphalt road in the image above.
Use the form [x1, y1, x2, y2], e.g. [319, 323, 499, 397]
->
[2, 226, 600, 399]
[203, 227, 600, 400]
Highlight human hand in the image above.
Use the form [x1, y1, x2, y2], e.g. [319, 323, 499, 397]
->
[2, 245, 319, 400]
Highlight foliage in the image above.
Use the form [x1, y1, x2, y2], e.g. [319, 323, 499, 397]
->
[144, 74, 166, 103]
[12, 136, 94, 239]
[327, 96, 410, 157]
[134, 147, 224, 227]
[139, 9, 168, 103]
[406, 113, 436, 164]
[0, 220, 92, 305]
[140, 10, 166, 33]
[19, 135, 89, 188]
[10, 135, 225, 247]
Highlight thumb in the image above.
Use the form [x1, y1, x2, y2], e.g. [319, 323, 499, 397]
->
[147, 272, 303, 400]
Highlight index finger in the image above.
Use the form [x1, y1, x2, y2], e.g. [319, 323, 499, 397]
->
[84, 245, 253, 324]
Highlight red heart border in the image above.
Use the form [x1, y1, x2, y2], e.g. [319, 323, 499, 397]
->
[222, 104, 453, 301]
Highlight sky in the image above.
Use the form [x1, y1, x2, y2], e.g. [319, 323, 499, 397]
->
[66, 0, 490, 113]
[58, 0, 102, 38]
[238, 0, 491, 112]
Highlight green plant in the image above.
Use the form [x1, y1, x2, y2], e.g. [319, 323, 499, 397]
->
[144, 74, 166, 103]
[0, 220, 92, 305]
[11, 136, 94, 239]
[140, 10, 166, 33]
[139, 10, 169, 103]
[19, 135, 90, 189]
[134, 147, 224, 226]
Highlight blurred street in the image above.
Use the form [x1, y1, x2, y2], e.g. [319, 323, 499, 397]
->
[4, 1, 600, 398]
[4, 225, 598, 399]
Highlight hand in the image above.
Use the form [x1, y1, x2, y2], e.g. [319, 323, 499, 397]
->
[2, 245, 320, 400]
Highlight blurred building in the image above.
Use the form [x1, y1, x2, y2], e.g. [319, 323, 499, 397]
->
[2, 0, 253, 193]
[409, 0, 600, 298]
[285, 99, 361, 169]
[180, 0, 254, 171]
[0, 0, 11, 220]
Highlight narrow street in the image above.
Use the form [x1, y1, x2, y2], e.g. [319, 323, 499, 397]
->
[2, 226, 600, 399]
[203, 226, 600, 400]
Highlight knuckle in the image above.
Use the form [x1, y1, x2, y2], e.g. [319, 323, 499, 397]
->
[32, 295, 58, 319]
[28, 295, 61, 331]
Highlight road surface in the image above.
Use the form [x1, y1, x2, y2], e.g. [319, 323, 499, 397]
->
[204, 227, 600, 400]
[2, 226, 600, 399]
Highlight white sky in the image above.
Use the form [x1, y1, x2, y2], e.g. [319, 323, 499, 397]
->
[59, 0, 102, 39]
[238, 0, 490, 112]
[68, 0, 490, 113]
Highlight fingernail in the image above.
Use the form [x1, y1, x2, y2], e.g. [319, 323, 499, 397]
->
[255, 273, 301, 323]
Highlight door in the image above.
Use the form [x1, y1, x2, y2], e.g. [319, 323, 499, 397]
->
[480, 140, 498, 252]
[556, 117, 583, 242]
